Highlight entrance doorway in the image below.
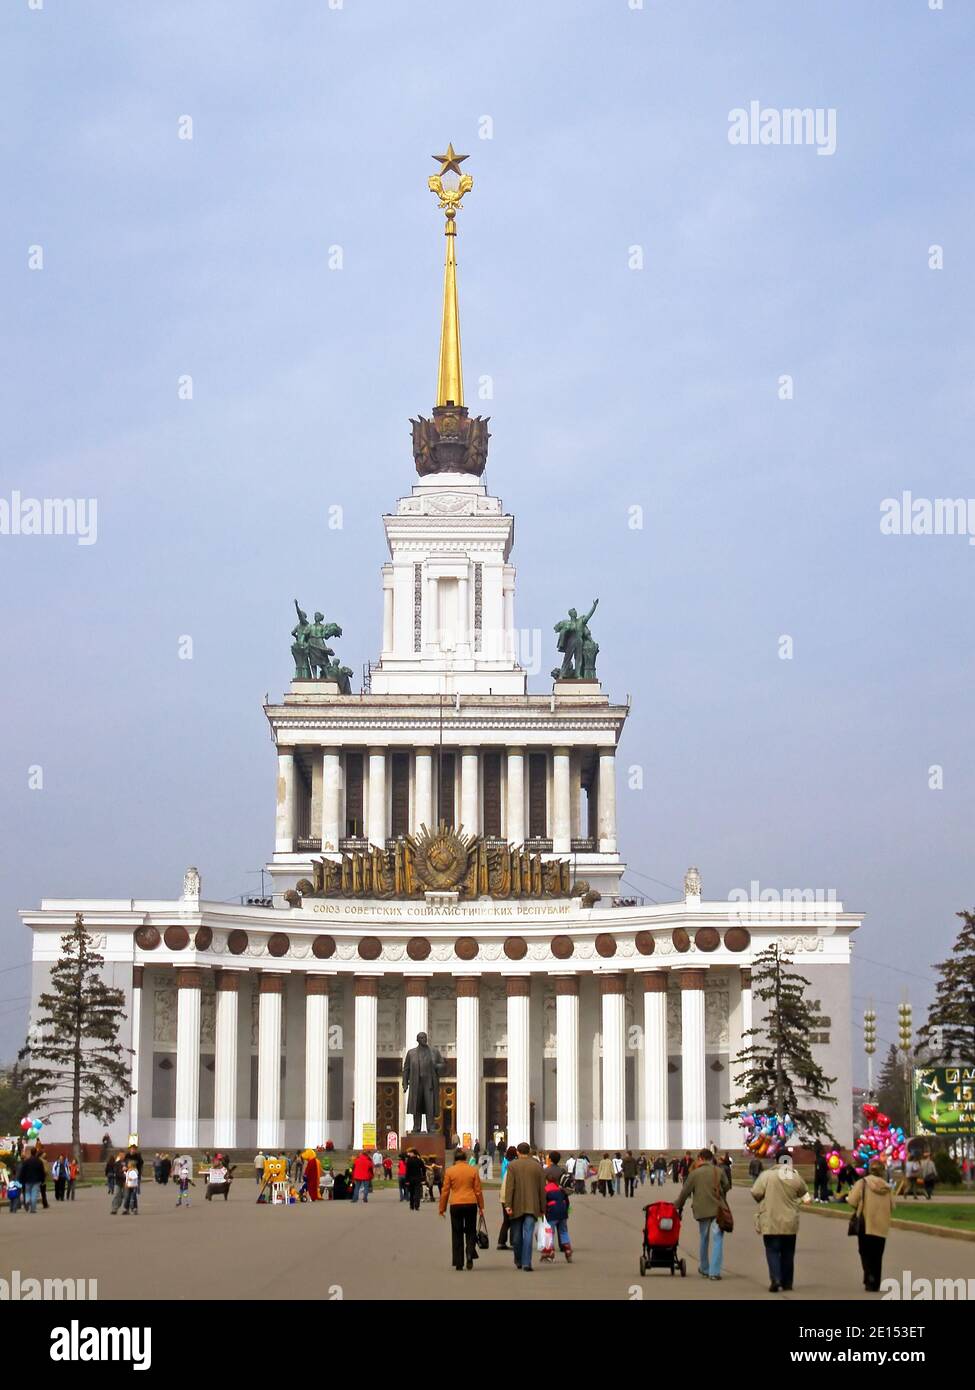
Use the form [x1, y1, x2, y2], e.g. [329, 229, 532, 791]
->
[485, 1080, 507, 1146]
[437, 1081, 457, 1144]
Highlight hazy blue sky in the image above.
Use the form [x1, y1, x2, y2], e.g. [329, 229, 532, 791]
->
[2, 1, 972, 1075]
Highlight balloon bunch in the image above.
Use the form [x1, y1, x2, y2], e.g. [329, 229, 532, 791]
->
[853, 1103, 906, 1173]
[20, 1116, 44, 1142]
[739, 1108, 795, 1158]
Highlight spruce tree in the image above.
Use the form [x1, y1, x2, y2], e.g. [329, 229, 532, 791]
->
[21, 913, 132, 1161]
[876, 1043, 909, 1131]
[728, 943, 837, 1141]
[917, 910, 975, 1065]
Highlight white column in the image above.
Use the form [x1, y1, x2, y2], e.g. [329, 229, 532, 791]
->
[457, 571, 470, 654]
[503, 583, 515, 659]
[600, 975, 626, 1148]
[506, 748, 525, 844]
[455, 978, 480, 1145]
[382, 574, 394, 654]
[257, 976, 283, 1150]
[641, 971, 669, 1150]
[367, 748, 387, 848]
[552, 747, 572, 854]
[414, 749, 434, 832]
[213, 971, 240, 1150]
[322, 748, 342, 852]
[129, 967, 143, 1137]
[174, 968, 202, 1150]
[404, 978, 430, 1054]
[460, 747, 479, 835]
[353, 978, 378, 1149]
[740, 966, 753, 1038]
[597, 747, 618, 853]
[680, 969, 707, 1150]
[304, 976, 330, 1149]
[506, 978, 531, 1145]
[426, 574, 440, 651]
[274, 747, 297, 853]
[555, 977, 580, 1149]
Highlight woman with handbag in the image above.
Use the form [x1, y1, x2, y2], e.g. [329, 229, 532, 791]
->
[846, 1159, 895, 1291]
[675, 1150, 732, 1281]
[439, 1148, 485, 1271]
[750, 1151, 811, 1292]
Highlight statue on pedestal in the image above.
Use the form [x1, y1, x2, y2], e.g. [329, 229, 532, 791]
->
[290, 599, 349, 688]
[401, 1031, 446, 1133]
[552, 598, 599, 680]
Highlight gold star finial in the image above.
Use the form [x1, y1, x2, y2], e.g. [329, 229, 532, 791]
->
[432, 143, 469, 176]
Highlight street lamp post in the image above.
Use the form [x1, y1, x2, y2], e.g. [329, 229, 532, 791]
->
[863, 1006, 877, 1101]
[898, 1001, 914, 1136]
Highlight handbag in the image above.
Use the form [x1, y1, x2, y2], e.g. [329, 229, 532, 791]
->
[847, 1204, 864, 1237]
[713, 1165, 734, 1233]
[476, 1211, 490, 1250]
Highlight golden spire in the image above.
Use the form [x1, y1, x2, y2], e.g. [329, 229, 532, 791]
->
[428, 144, 474, 408]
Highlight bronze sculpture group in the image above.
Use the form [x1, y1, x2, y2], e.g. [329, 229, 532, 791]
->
[291, 600, 352, 692]
[552, 598, 599, 681]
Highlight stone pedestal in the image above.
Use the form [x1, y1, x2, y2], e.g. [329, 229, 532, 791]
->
[401, 1132, 446, 1166]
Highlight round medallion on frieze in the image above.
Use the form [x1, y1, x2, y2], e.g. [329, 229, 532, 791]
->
[163, 925, 189, 951]
[503, 937, 528, 960]
[312, 935, 336, 959]
[227, 929, 249, 956]
[267, 933, 290, 958]
[634, 931, 655, 956]
[134, 926, 160, 951]
[672, 928, 691, 953]
[194, 926, 213, 951]
[407, 937, 431, 961]
[551, 935, 574, 960]
[455, 937, 479, 961]
[358, 937, 382, 961]
[695, 927, 720, 952]
[724, 926, 751, 952]
[595, 933, 617, 958]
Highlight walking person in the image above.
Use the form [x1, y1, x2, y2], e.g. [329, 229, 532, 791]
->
[17, 1149, 45, 1214]
[572, 1152, 588, 1195]
[543, 1173, 573, 1262]
[675, 1150, 731, 1281]
[814, 1149, 832, 1203]
[173, 1157, 193, 1207]
[622, 1151, 638, 1197]
[613, 1152, 623, 1195]
[500, 1142, 546, 1272]
[439, 1149, 485, 1271]
[121, 1159, 141, 1215]
[397, 1152, 409, 1202]
[52, 1155, 66, 1202]
[497, 1145, 517, 1247]
[637, 1153, 647, 1187]
[597, 1153, 615, 1196]
[66, 1157, 78, 1200]
[847, 1159, 895, 1292]
[920, 1153, 937, 1200]
[253, 1151, 266, 1185]
[751, 1151, 811, 1292]
[109, 1154, 126, 1213]
[404, 1148, 425, 1211]
[351, 1150, 374, 1203]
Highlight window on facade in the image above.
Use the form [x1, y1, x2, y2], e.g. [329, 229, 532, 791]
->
[482, 751, 502, 837]
[528, 752, 547, 838]
[345, 752, 363, 837]
[437, 751, 455, 827]
[391, 752, 409, 838]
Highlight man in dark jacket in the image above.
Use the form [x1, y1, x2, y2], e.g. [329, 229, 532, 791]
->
[500, 1143, 545, 1272]
[676, 1150, 731, 1281]
[404, 1149, 426, 1211]
[621, 1151, 639, 1197]
[18, 1150, 46, 1214]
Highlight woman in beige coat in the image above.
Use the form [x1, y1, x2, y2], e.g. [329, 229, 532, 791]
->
[846, 1159, 895, 1291]
[750, 1152, 811, 1292]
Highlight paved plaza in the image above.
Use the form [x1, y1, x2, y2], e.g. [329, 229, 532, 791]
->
[3, 1180, 971, 1301]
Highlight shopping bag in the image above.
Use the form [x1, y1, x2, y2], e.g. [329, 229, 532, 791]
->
[535, 1218, 554, 1253]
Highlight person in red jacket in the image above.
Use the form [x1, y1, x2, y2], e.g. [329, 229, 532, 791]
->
[351, 1151, 374, 1204]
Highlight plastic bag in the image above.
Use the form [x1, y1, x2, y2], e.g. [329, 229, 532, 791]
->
[535, 1218, 554, 1253]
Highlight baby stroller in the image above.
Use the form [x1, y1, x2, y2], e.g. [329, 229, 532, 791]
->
[639, 1201, 686, 1277]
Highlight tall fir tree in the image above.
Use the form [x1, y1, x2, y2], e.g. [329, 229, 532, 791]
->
[727, 943, 837, 1141]
[917, 910, 975, 1065]
[876, 1043, 910, 1132]
[21, 913, 132, 1161]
